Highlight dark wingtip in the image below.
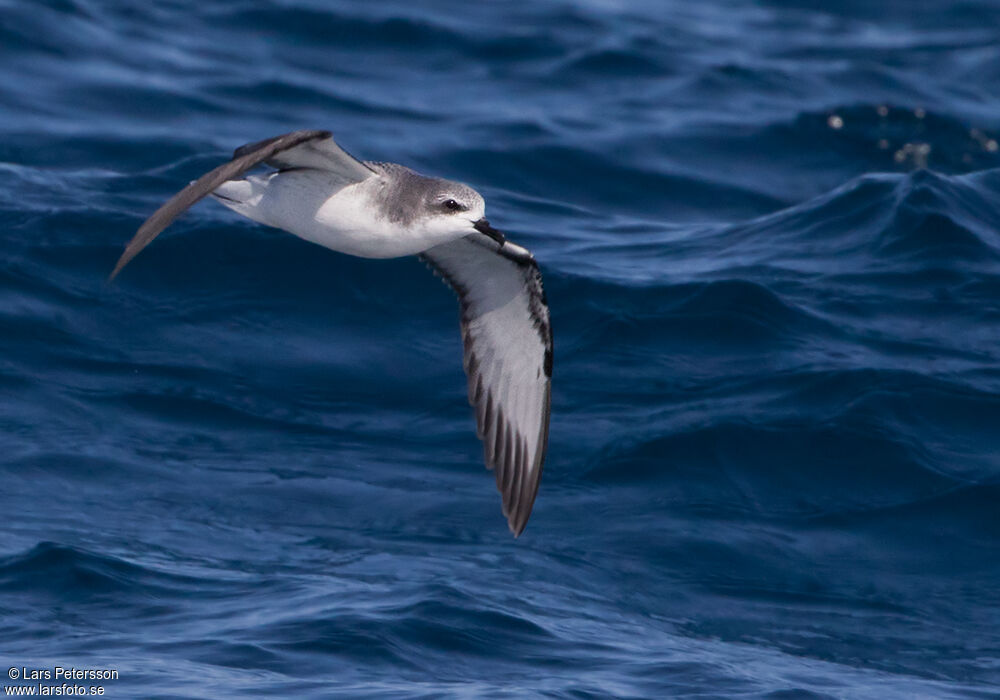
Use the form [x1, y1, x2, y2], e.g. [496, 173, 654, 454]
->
[108, 248, 133, 282]
[508, 486, 537, 537]
[108, 218, 159, 282]
[509, 516, 528, 538]
[505, 472, 539, 538]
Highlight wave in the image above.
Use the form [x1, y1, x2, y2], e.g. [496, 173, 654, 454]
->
[0, 542, 230, 598]
[707, 167, 1000, 274]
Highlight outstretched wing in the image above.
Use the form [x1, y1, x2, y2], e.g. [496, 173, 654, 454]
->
[110, 130, 374, 279]
[421, 236, 552, 536]
[233, 132, 376, 180]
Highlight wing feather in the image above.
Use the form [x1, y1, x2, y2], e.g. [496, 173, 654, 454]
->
[421, 235, 552, 536]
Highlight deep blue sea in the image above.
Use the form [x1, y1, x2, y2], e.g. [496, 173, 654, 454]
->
[2, 0, 999, 697]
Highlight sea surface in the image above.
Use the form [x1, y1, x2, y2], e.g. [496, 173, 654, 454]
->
[1, 1, 999, 697]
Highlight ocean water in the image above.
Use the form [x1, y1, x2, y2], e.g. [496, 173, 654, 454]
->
[1, 0, 999, 697]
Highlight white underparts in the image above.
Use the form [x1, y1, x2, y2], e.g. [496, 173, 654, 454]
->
[212, 171, 481, 259]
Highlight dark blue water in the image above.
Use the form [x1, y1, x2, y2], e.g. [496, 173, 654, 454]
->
[2, 1, 999, 697]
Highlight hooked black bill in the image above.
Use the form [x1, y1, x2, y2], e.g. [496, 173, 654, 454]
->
[473, 218, 506, 247]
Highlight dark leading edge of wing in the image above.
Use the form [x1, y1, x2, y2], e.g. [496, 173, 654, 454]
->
[421, 236, 553, 536]
[109, 130, 332, 280]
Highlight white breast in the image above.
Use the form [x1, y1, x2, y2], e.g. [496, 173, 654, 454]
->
[224, 171, 467, 259]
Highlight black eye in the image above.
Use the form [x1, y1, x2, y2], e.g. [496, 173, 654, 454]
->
[442, 199, 462, 212]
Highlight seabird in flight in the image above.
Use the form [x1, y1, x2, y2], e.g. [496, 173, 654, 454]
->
[110, 130, 552, 536]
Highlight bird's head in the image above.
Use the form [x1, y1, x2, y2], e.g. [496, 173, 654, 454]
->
[373, 166, 507, 250]
[418, 179, 487, 233]
[416, 180, 507, 247]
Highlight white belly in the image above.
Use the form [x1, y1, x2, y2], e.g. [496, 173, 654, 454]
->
[214, 171, 466, 259]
